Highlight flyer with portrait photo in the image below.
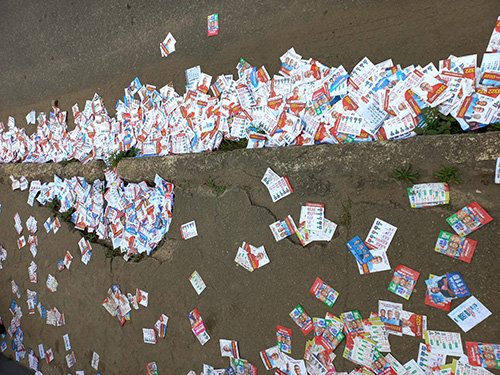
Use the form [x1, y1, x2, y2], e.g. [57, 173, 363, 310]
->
[378, 300, 403, 336]
[289, 305, 313, 335]
[425, 274, 452, 312]
[426, 272, 470, 304]
[356, 249, 391, 275]
[219, 339, 240, 358]
[346, 236, 374, 265]
[276, 325, 292, 354]
[309, 277, 339, 308]
[434, 230, 477, 263]
[466, 342, 500, 370]
[388, 264, 420, 300]
[446, 202, 493, 237]
[400, 310, 427, 338]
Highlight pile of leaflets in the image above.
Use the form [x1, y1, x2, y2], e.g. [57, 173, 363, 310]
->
[13, 171, 175, 258]
[1, 18, 500, 164]
[407, 183, 450, 208]
[102, 284, 149, 326]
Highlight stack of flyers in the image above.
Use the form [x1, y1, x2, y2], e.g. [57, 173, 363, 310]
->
[28, 261, 37, 283]
[365, 218, 397, 252]
[91, 351, 100, 370]
[495, 158, 500, 184]
[378, 300, 403, 335]
[269, 215, 297, 241]
[425, 330, 464, 356]
[146, 361, 159, 375]
[143, 328, 157, 344]
[78, 238, 92, 265]
[159, 32, 176, 57]
[276, 325, 292, 354]
[448, 296, 492, 333]
[425, 273, 470, 304]
[46, 274, 58, 293]
[446, 202, 493, 237]
[388, 264, 420, 300]
[465, 342, 499, 370]
[407, 183, 450, 208]
[401, 310, 427, 338]
[346, 236, 374, 264]
[486, 16, 500, 52]
[261, 168, 293, 202]
[219, 339, 240, 358]
[188, 308, 210, 345]
[181, 221, 198, 240]
[154, 314, 169, 339]
[207, 13, 219, 37]
[189, 271, 207, 295]
[260, 345, 285, 370]
[65, 351, 76, 368]
[46, 307, 65, 326]
[296, 217, 337, 246]
[309, 277, 339, 307]
[362, 316, 391, 352]
[234, 241, 270, 272]
[343, 335, 378, 368]
[341, 310, 365, 336]
[321, 314, 345, 350]
[434, 231, 477, 263]
[425, 274, 452, 311]
[417, 343, 447, 372]
[289, 305, 313, 335]
[357, 249, 391, 275]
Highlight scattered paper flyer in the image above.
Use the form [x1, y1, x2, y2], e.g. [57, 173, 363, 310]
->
[154, 314, 169, 339]
[434, 230, 477, 263]
[388, 264, 419, 300]
[465, 342, 499, 369]
[46, 274, 58, 293]
[407, 183, 450, 208]
[425, 330, 464, 356]
[269, 215, 297, 241]
[301, 202, 325, 232]
[486, 16, 500, 52]
[160, 32, 176, 57]
[136, 289, 149, 307]
[417, 342, 447, 372]
[189, 271, 207, 295]
[234, 241, 270, 272]
[446, 202, 493, 237]
[309, 277, 339, 307]
[219, 339, 240, 358]
[448, 296, 492, 332]
[188, 308, 210, 345]
[143, 328, 157, 344]
[181, 221, 198, 240]
[495, 157, 500, 184]
[261, 168, 293, 202]
[289, 304, 313, 335]
[91, 352, 100, 371]
[276, 325, 292, 354]
[356, 249, 391, 275]
[78, 238, 92, 265]
[346, 236, 373, 264]
[260, 345, 284, 370]
[63, 334, 71, 351]
[65, 351, 76, 368]
[378, 300, 403, 336]
[426, 272, 470, 304]
[365, 218, 397, 251]
[26, 110, 36, 125]
[207, 13, 219, 37]
[401, 310, 427, 338]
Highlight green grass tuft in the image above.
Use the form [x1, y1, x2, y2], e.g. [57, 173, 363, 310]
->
[434, 166, 461, 184]
[393, 164, 420, 184]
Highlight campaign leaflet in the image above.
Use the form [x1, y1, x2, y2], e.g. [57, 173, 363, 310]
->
[407, 183, 450, 208]
[426, 273, 470, 303]
[219, 339, 240, 358]
[448, 296, 492, 333]
[230, 358, 258, 375]
[424, 330, 463, 356]
[446, 202, 493, 237]
[495, 157, 500, 184]
[487, 16, 500, 52]
[401, 310, 427, 338]
[378, 300, 403, 336]
[388, 264, 420, 300]
[260, 345, 285, 370]
[207, 13, 219, 37]
[340, 310, 365, 336]
[417, 342, 446, 371]
[425, 274, 452, 312]
[188, 308, 210, 345]
[356, 249, 391, 275]
[346, 236, 374, 264]
[434, 231, 477, 263]
[411, 69, 450, 107]
[289, 305, 313, 335]
[309, 277, 339, 308]
[269, 215, 297, 241]
[276, 325, 292, 354]
[365, 218, 397, 252]
[466, 342, 500, 370]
